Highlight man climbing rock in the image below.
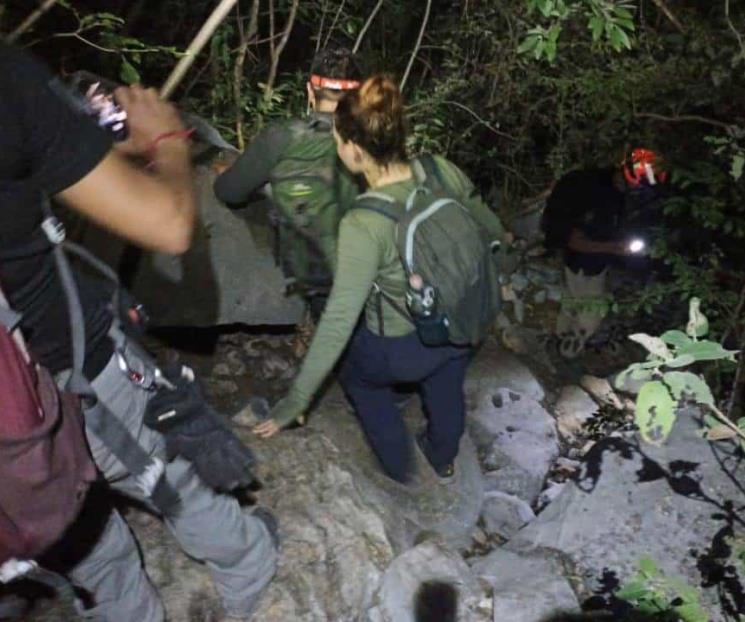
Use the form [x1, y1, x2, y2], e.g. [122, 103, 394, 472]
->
[214, 47, 364, 354]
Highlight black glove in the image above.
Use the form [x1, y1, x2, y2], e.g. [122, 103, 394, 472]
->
[144, 364, 256, 492]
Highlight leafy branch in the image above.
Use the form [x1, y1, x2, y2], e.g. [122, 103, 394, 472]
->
[616, 298, 742, 447]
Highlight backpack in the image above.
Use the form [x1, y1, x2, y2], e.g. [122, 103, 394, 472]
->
[354, 155, 502, 346]
[0, 286, 96, 565]
[269, 116, 360, 296]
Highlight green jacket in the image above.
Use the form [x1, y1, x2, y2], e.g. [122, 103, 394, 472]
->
[214, 113, 359, 291]
[281, 155, 504, 420]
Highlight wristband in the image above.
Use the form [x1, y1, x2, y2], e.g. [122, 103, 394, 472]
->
[147, 128, 195, 159]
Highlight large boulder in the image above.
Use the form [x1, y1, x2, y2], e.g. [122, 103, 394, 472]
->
[507, 408, 745, 620]
[72, 162, 305, 327]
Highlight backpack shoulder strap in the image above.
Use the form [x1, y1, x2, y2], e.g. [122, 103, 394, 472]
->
[353, 191, 401, 222]
[415, 153, 449, 194]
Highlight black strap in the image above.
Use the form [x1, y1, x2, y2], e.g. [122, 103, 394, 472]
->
[417, 153, 450, 194]
[39, 198, 180, 515]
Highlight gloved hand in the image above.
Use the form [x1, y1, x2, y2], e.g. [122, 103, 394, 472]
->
[144, 364, 256, 492]
[252, 394, 307, 439]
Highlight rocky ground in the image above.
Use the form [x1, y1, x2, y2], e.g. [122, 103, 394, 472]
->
[3, 205, 744, 621]
[5, 321, 745, 621]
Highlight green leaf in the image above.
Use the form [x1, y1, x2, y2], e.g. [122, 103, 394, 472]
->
[686, 298, 709, 338]
[589, 16, 603, 41]
[517, 35, 540, 54]
[677, 341, 738, 363]
[629, 333, 673, 360]
[674, 603, 709, 622]
[664, 354, 696, 368]
[660, 330, 692, 348]
[615, 580, 648, 601]
[662, 371, 715, 406]
[638, 556, 659, 577]
[119, 58, 140, 85]
[636, 381, 677, 444]
[731, 154, 745, 181]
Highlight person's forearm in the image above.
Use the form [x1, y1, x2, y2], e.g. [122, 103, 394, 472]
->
[150, 139, 197, 238]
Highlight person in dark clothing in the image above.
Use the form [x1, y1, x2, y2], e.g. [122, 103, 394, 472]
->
[0, 44, 276, 621]
[543, 148, 667, 358]
[214, 47, 364, 323]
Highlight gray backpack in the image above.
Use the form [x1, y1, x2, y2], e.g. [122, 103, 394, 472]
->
[354, 155, 501, 346]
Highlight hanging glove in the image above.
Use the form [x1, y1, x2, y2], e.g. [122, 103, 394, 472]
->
[144, 364, 256, 492]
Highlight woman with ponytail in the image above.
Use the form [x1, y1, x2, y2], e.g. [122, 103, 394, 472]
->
[254, 75, 505, 484]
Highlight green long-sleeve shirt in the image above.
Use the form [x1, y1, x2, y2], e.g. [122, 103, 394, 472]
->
[283, 155, 504, 417]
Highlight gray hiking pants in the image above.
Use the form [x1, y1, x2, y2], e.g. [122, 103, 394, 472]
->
[67, 342, 277, 621]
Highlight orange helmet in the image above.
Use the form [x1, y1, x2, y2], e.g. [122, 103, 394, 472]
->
[622, 148, 668, 188]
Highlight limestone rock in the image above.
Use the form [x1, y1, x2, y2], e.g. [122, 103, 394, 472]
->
[481, 491, 536, 539]
[580, 374, 623, 409]
[73, 164, 305, 327]
[365, 539, 491, 622]
[507, 408, 745, 620]
[465, 338, 545, 403]
[471, 548, 580, 622]
[469, 388, 559, 504]
[554, 385, 599, 440]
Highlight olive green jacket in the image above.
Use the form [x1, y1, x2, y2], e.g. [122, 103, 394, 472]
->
[279, 155, 504, 421]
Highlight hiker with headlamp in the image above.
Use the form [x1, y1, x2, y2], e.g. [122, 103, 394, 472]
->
[0, 43, 276, 621]
[541, 148, 668, 359]
[214, 47, 365, 325]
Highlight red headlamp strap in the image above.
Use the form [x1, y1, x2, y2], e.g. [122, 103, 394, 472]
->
[310, 74, 361, 91]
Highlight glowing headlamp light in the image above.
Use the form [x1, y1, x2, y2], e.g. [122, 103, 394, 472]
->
[628, 238, 646, 254]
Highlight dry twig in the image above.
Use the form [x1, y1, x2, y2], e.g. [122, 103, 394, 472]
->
[6, 0, 59, 44]
[353, 0, 384, 53]
[400, 0, 432, 92]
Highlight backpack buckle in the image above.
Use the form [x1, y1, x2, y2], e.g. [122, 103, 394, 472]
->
[41, 217, 66, 245]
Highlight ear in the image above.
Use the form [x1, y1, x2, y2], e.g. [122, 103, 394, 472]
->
[352, 143, 364, 164]
[306, 82, 315, 109]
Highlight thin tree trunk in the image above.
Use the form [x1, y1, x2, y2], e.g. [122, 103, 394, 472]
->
[234, 0, 260, 149]
[160, 0, 240, 100]
[263, 0, 300, 102]
[323, 0, 346, 49]
[400, 0, 432, 92]
[6, 0, 59, 43]
[650, 0, 685, 33]
[353, 0, 384, 53]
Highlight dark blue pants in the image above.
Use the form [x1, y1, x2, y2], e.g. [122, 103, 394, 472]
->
[338, 325, 471, 482]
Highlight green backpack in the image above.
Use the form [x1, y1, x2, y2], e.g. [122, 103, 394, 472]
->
[269, 116, 359, 297]
[354, 155, 502, 346]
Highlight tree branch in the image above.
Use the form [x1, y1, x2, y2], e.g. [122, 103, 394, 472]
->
[725, 0, 745, 61]
[650, 0, 685, 34]
[323, 0, 347, 49]
[6, 0, 59, 44]
[160, 0, 240, 100]
[263, 0, 300, 101]
[635, 111, 731, 129]
[353, 0, 384, 54]
[314, 0, 328, 54]
[234, 0, 260, 150]
[400, 0, 432, 92]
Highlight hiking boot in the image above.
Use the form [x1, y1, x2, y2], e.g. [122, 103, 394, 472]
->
[415, 432, 455, 483]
